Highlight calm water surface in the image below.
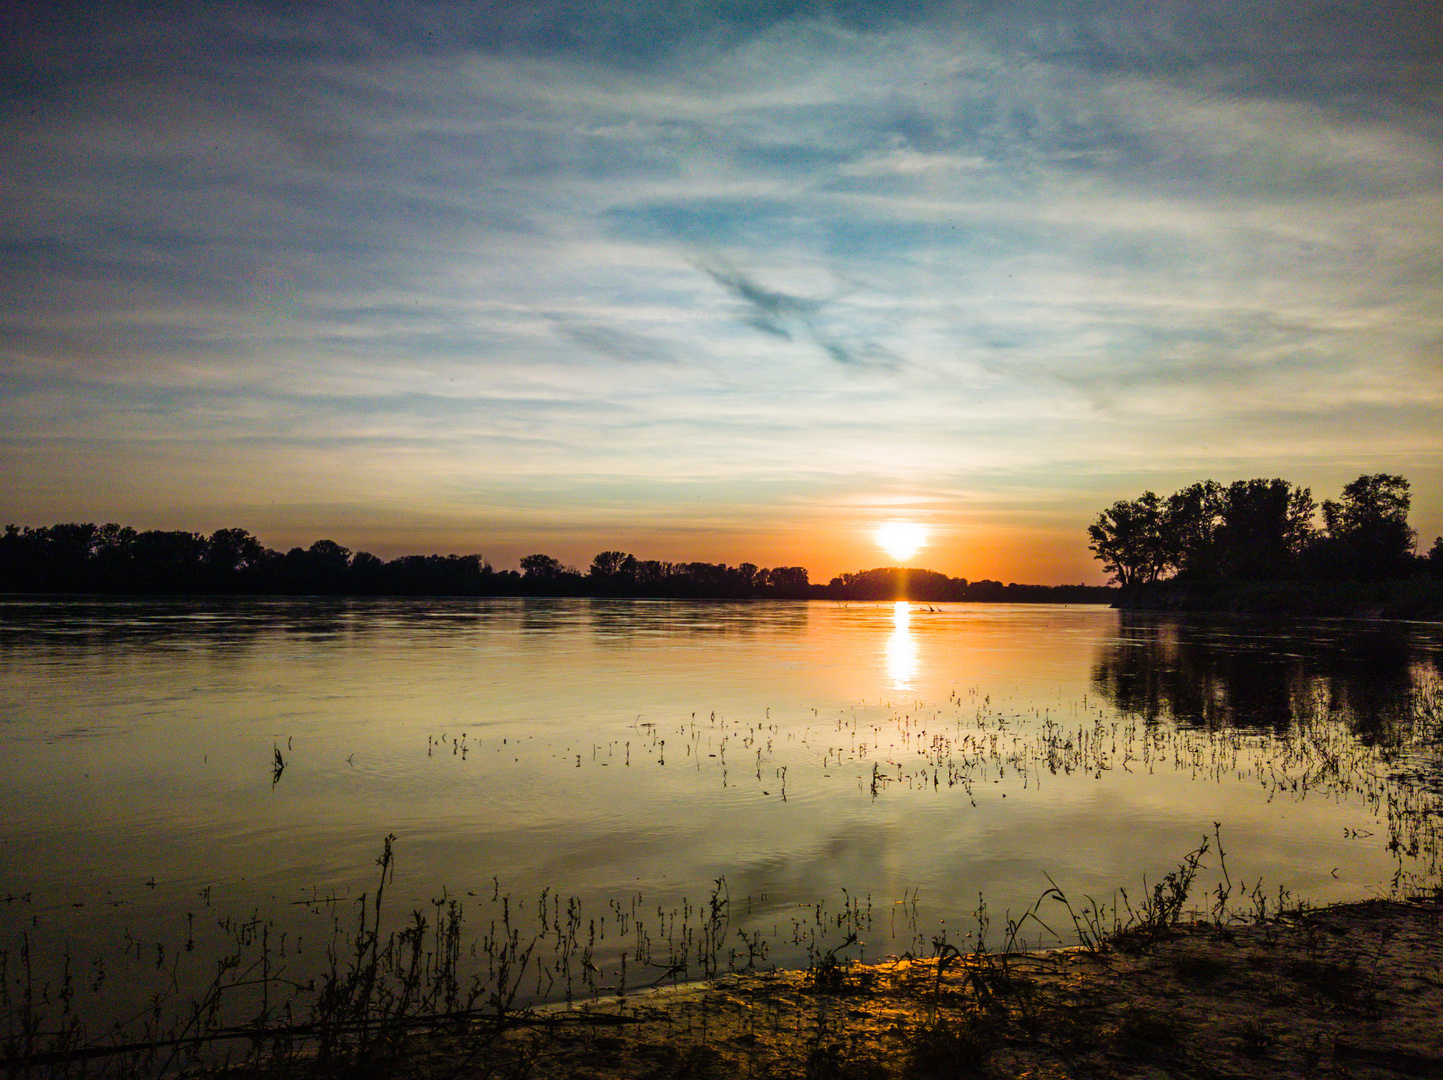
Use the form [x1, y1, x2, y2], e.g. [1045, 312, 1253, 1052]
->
[2, 596, 1442, 1011]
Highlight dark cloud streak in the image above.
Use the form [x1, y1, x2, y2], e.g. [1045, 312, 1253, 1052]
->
[700, 262, 901, 371]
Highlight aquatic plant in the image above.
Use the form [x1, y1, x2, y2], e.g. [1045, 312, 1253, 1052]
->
[6, 674, 1443, 1078]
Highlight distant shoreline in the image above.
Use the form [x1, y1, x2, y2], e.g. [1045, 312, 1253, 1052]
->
[0, 588, 1117, 605]
[1115, 578, 1443, 621]
[0, 523, 1116, 602]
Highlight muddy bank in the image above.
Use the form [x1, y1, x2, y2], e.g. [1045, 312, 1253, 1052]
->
[267, 895, 1443, 1080]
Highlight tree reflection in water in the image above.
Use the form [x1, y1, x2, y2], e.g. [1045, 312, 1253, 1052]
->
[1092, 612, 1442, 742]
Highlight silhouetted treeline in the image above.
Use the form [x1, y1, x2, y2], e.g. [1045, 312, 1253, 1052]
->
[1089, 473, 1443, 588]
[0, 523, 1119, 602]
[817, 566, 1115, 604]
[514, 551, 812, 598]
[0, 525, 817, 599]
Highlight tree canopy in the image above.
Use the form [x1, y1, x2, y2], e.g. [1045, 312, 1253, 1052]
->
[1089, 473, 1433, 587]
[1316, 474, 1417, 580]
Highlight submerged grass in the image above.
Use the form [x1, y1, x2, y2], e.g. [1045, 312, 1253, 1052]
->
[5, 677, 1443, 1078]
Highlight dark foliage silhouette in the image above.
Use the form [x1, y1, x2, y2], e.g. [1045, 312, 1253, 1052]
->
[0, 523, 1113, 602]
[1089, 473, 1428, 588]
[1313, 474, 1417, 581]
[818, 566, 1113, 604]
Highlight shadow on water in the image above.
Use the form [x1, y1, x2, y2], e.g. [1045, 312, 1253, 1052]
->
[1092, 611, 1443, 738]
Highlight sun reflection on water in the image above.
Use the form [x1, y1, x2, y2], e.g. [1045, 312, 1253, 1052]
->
[886, 600, 917, 690]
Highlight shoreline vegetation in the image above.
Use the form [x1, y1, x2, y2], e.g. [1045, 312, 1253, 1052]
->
[8, 850, 1442, 1080]
[6, 664, 1442, 1079]
[1089, 474, 1443, 623]
[0, 522, 1114, 604]
[329, 894, 1443, 1080]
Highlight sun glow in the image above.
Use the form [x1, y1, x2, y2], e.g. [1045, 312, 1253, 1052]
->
[875, 521, 927, 562]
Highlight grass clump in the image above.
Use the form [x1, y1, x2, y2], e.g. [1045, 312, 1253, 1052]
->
[805, 934, 860, 994]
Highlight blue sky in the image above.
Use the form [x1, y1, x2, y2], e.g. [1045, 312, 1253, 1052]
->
[3, 1, 1441, 582]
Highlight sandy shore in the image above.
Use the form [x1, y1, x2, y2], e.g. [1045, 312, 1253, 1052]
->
[290, 894, 1443, 1080]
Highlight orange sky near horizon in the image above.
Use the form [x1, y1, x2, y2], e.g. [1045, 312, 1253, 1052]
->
[202, 516, 1134, 587]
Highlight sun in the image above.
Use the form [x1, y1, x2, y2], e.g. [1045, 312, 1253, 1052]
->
[875, 521, 928, 562]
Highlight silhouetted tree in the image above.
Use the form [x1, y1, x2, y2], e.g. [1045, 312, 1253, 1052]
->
[1162, 481, 1224, 579]
[827, 567, 956, 601]
[519, 553, 583, 595]
[1215, 479, 1315, 580]
[90, 523, 139, 587]
[1318, 474, 1416, 580]
[124, 530, 207, 592]
[35, 523, 103, 589]
[205, 528, 267, 590]
[350, 551, 386, 593]
[631, 559, 673, 592]
[306, 539, 352, 593]
[589, 551, 630, 578]
[678, 562, 734, 596]
[1087, 492, 1168, 586]
[1090, 472, 1433, 589]
[2, 518, 1115, 601]
[762, 566, 810, 598]
[520, 553, 565, 580]
[587, 550, 638, 593]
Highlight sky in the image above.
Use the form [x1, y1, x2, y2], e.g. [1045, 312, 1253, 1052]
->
[3, 1, 1441, 585]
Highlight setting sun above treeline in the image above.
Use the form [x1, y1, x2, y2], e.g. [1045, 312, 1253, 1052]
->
[875, 522, 928, 562]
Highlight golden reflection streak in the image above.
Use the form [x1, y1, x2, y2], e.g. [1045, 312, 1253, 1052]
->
[886, 600, 917, 691]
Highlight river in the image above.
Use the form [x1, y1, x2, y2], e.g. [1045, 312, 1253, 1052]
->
[2, 596, 1440, 1035]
